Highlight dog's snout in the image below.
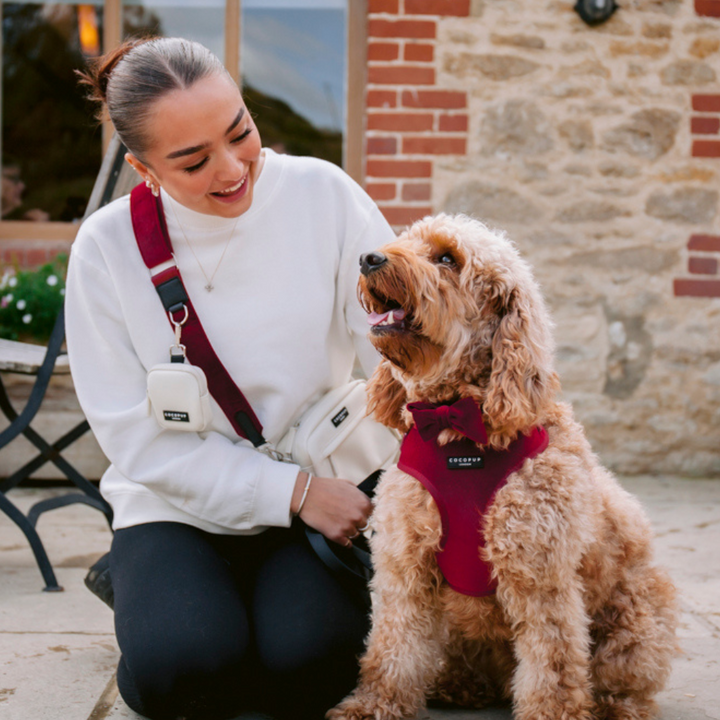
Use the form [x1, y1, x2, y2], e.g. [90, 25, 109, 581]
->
[360, 251, 388, 277]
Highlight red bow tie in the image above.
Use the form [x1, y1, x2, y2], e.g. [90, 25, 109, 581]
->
[407, 398, 488, 445]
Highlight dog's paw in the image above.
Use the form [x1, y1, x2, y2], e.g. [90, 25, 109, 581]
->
[326, 693, 408, 720]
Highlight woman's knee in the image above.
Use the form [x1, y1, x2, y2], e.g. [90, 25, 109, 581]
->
[118, 630, 251, 720]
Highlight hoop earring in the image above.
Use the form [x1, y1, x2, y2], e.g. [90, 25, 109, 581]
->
[145, 178, 160, 198]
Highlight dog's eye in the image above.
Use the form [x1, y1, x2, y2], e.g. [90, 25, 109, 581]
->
[437, 252, 456, 267]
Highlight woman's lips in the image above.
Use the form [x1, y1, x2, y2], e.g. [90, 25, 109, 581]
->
[210, 176, 248, 203]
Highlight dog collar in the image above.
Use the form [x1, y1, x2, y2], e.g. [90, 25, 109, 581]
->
[398, 402, 549, 596]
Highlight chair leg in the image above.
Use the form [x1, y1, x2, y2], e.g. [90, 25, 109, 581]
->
[27, 493, 110, 528]
[0, 492, 63, 592]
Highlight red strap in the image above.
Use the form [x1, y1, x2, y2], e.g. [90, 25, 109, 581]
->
[129, 183, 265, 445]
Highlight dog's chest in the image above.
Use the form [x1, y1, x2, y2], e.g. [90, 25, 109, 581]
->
[398, 426, 548, 597]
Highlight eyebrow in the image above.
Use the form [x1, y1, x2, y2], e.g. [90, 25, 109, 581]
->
[165, 108, 245, 160]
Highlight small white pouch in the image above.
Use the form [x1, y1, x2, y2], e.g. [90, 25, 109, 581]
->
[147, 362, 213, 432]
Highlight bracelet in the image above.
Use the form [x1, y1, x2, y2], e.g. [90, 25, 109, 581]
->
[295, 473, 313, 516]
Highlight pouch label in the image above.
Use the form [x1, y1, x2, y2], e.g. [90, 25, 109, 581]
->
[331, 407, 349, 428]
[163, 410, 190, 423]
[447, 456, 484, 470]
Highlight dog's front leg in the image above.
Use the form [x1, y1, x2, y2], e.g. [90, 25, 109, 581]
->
[328, 477, 444, 720]
[503, 580, 593, 720]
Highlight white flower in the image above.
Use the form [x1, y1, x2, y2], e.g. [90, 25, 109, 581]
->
[47, 275, 58, 286]
[3, 293, 13, 304]
[0, 271, 12, 289]
[60, 288, 65, 296]
[8, 276, 17, 287]
[22, 313, 32, 324]
[16, 299, 26, 310]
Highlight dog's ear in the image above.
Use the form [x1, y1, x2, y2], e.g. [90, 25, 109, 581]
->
[483, 283, 559, 442]
[367, 360, 410, 433]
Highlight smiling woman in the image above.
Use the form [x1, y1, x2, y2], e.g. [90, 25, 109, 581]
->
[66, 34, 396, 720]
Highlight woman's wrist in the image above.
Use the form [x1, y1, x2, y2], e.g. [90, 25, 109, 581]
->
[291, 471, 313, 516]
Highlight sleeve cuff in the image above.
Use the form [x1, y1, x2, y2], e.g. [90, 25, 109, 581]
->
[252, 458, 300, 528]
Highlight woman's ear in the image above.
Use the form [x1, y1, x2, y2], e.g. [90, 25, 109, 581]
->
[366, 360, 410, 433]
[125, 152, 156, 185]
[483, 285, 559, 443]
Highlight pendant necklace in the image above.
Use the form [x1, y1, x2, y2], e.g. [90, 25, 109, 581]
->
[169, 201, 240, 292]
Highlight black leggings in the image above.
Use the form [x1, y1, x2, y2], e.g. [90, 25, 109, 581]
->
[110, 521, 370, 720]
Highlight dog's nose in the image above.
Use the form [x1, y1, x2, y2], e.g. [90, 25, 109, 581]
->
[360, 251, 388, 276]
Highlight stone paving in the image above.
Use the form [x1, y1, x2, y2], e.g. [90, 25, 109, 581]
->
[1, 476, 719, 720]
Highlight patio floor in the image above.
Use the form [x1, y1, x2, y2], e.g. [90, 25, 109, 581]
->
[1, 475, 719, 719]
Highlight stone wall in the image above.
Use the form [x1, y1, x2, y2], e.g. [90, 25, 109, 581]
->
[364, 0, 720, 476]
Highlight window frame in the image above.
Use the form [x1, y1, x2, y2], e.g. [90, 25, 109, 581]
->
[0, 0, 366, 241]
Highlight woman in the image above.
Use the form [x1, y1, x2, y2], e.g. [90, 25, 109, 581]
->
[68, 37, 396, 720]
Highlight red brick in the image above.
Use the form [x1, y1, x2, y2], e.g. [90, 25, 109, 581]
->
[380, 205, 433, 226]
[438, 113, 469, 132]
[402, 182, 432, 202]
[368, 42, 400, 61]
[366, 182, 398, 201]
[692, 139, 720, 157]
[695, 0, 720, 16]
[369, 0, 399, 11]
[368, 65, 436, 85]
[691, 116, 720, 134]
[366, 159, 433, 178]
[401, 89, 467, 109]
[688, 234, 720, 252]
[405, 0, 470, 15]
[402, 136, 467, 154]
[674, 278, 720, 297]
[368, 112, 434, 131]
[26, 248, 51, 268]
[689, 256, 719, 274]
[692, 94, 720, 112]
[369, 19, 437, 39]
[404, 43, 434, 62]
[2, 248, 23, 266]
[367, 90, 397, 108]
[367, 136, 398, 154]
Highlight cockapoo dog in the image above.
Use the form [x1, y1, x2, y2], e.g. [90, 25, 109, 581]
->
[328, 215, 677, 720]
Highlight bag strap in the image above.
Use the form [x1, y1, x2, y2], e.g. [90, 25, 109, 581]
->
[129, 182, 266, 447]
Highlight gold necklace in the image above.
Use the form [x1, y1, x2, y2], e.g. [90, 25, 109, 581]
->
[169, 201, 240, 292]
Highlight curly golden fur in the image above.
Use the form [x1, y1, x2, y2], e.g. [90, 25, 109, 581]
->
[328, 215, 678, 720]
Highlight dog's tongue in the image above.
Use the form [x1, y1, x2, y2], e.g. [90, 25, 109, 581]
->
[368, 308, 407, 326]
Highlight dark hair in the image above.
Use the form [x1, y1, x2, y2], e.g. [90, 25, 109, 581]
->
[77, 37, 230, 160]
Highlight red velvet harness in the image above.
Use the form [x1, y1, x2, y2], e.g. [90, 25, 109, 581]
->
[398, 399, 548, 597]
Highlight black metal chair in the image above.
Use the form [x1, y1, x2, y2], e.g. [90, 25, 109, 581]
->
[0, 135, 137, 591]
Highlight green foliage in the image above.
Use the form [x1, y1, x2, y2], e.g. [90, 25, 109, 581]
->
[0, 255, 67, 344]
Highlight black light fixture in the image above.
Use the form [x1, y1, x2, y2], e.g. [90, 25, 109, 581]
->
[574, 0, 618, 25]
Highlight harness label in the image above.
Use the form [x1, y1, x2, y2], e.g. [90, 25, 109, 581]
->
[447, 456, 484, 470]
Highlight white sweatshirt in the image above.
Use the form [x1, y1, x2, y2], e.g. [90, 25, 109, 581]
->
[66, 149, 396, 534]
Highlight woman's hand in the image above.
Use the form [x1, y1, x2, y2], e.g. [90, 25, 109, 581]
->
[291, 472, 372, 547]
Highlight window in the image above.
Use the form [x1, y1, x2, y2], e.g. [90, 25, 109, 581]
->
[0, 0, 364, 239]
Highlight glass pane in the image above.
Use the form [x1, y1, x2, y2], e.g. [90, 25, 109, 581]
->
[122, 1, 225, 62]
[2, 2, 104, 222]
[242, 0, 346, 167]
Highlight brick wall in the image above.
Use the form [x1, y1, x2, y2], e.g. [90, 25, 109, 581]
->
[673, 0, 720, 298]
[364, 0, 470, 228]
[0, 241, 70, 270]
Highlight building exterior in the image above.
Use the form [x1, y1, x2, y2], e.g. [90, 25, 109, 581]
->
[1, 0, 718, 476]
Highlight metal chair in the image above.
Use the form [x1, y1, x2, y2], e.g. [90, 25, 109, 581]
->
[0, 135, 138, 591]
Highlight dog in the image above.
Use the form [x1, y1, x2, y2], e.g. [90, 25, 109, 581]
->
[328, 214, 678, 720]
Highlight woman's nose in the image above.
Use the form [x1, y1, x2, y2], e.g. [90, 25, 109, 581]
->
[216, 148, 246, 179]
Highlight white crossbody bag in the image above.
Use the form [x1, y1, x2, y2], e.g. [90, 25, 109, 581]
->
[270, 379, 400, 484]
